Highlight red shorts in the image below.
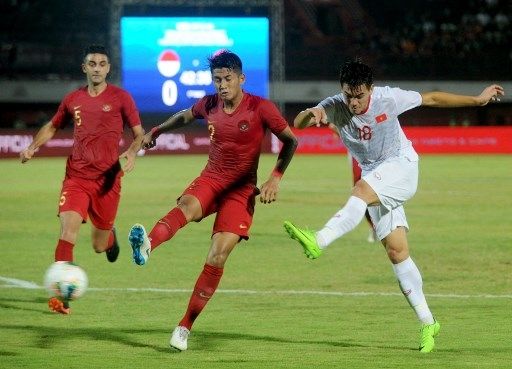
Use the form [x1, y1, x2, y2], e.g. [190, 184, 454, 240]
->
[58, 173, 122, 230]
[181, 175, 259, 240]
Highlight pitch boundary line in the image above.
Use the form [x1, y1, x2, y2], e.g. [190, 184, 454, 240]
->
[1, 276, 511, 299]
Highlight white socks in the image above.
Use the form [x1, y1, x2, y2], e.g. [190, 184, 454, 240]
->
[392, 257, 435, 324]
[316, 196, 367, 249]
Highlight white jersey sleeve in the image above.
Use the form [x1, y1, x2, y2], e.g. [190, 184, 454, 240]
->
[316, 95, 337, 123]
[316, 94, 352, 127]
[387, 87, 422, 115]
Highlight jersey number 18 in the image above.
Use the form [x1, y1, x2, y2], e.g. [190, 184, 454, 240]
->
[357, 125, 372, 140]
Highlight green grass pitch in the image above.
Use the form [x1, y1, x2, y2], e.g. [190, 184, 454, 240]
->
[1, 154, 511, 369]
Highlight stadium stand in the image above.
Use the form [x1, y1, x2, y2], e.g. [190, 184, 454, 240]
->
[1, 0, 510, 81]
[286, 0, 512, 80]
[0, 0, 510, 128]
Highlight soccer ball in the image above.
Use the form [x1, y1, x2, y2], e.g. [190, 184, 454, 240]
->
[43, 261, 88, 301]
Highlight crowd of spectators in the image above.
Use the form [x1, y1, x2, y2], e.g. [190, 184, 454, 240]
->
[1, 0, 510, 81]
[287, 0, 511, 80]
[363, 0, 512, 79]
[0, 0, 510, 128]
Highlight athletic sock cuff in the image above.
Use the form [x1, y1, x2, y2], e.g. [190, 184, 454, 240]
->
[392, 257, 415, 275]
[204, 263, 224, 277]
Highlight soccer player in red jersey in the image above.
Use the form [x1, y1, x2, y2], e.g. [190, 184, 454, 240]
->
[128, 50, 298, 351]
[20, 45, 145, 314]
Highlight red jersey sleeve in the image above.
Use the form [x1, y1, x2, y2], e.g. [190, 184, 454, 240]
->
[258, 99, 288, 135]
[120, 90, 142, 127]
[51, 94, 72, 129]
[191, 96, 208, 119]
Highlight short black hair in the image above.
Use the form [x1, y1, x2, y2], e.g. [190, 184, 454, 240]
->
[339, 59, 373, 88]
[83, 44, 109, 62]
[208, 49, 242, 73]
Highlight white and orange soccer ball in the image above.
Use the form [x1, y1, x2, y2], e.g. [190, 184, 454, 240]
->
[43, 262, 88, 301]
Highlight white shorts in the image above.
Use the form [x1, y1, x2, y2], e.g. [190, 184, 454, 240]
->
[367, 204, 409, 241]
[362, 155, 418, 240]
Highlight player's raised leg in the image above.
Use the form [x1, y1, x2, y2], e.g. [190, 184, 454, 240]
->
[128, 208, 190, 265]
[284, 194, 369, 259]
[147, 207, 188, 249]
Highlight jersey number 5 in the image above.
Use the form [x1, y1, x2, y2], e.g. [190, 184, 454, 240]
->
[59, 191, 67, 206]
[74, 110, 82, 126]
[357, 125, 372, 140]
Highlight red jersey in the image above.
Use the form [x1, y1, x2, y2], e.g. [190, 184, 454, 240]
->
[51, 84, 141, 179]
[191, 92, 288, 184]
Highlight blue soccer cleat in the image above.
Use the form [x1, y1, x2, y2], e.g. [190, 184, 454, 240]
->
[128, 223, 151, 265]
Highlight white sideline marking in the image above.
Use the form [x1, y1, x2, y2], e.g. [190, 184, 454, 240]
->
[0, 276, 40, 289]
[1, 275, 511, 299]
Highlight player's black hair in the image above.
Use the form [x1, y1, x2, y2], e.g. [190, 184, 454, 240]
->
[339, 58, 373, 88]
[208, 49, 242, 74]
[83, 44, 109, 61]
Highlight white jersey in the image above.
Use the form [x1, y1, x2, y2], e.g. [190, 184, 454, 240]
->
[317, 86, 422, 171]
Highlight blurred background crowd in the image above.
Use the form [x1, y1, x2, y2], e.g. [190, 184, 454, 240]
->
[0, 0, 510, 129]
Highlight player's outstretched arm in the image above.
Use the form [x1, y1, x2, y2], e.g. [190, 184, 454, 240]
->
[142, 109, 195, 149]
[421, 84, 505, 108]
[293, 107, 328, 129]
[259, 126, 298, 204]
[119, 125, 145, 172]
[20, 122, 57, 163]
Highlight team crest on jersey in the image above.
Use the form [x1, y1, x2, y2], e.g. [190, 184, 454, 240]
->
[102, 104, 112, 112]
[375, 113, 387, 124]
[238, 120, 250, 132]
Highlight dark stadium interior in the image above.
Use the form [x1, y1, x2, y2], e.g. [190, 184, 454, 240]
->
[0, 0, 511, 128]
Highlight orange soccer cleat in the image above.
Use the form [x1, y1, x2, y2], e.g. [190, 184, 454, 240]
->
[48, 297, 71, 315]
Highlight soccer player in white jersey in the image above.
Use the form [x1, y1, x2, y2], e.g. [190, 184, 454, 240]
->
[284, 59, 504, 353]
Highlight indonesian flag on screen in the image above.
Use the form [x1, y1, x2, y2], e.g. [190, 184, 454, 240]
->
[157, 50, 181, 77]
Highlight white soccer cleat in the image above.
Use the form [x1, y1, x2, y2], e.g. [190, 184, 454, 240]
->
[128, 223, 151, 265]
[170, 326, 190, 351]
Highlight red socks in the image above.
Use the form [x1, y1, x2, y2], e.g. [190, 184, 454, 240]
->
[179, 264, 224, 330]
[54, 239, 74, 261]
[148, 207, 187, 250]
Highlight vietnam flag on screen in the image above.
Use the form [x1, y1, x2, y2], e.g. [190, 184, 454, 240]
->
[375, 113, 387, 124]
